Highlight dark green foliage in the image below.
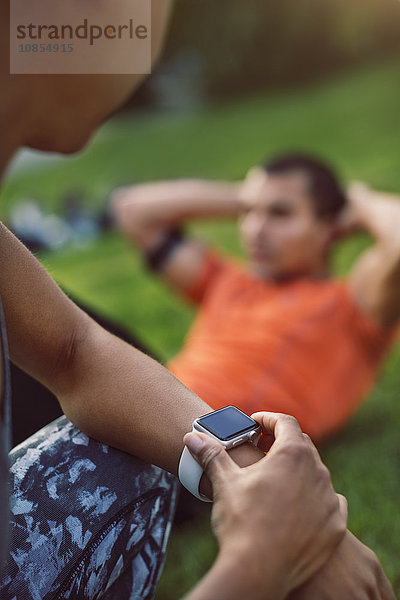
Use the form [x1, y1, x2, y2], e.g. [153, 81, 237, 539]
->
[164, 0, 400, 97]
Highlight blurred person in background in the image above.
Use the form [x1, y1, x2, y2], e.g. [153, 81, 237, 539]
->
[113, 154, 400, 442]
[0, 0, 396, 595]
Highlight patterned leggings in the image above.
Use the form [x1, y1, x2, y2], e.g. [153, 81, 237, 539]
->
[0, 416, 179, 600]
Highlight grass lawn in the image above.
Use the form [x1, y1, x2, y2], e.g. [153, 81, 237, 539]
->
[3, 55, 400, 597]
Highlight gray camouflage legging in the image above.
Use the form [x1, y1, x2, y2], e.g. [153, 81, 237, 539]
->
[0, 415, 179, 600]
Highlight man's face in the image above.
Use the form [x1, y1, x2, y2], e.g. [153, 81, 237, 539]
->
[239, 167, 334, 280]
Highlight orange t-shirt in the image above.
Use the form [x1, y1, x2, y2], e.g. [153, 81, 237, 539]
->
[167, 252, 396, 441]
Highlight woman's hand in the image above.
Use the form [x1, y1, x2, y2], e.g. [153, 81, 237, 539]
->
[183, 412, 347, 599]
[289, 530, 395, 600]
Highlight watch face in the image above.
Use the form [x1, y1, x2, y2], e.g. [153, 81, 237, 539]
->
[197, 406, 258, 441]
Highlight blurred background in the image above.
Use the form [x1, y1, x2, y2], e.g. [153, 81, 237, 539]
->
[2, 0, 400, 596]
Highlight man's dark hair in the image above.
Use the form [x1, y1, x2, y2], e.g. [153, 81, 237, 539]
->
[263, 153, 346, 219]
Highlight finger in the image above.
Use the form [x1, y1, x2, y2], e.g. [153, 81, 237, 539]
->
[257, 432, 275, 453]
[251, 412, 304, 445]
[377, 564, 397, 600]
[337, 494, 348, 523]
[184, 432, 239, 486]
[302, 433, 322, 461]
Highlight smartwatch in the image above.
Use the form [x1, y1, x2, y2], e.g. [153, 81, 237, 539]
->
[178, 405, 262, 502]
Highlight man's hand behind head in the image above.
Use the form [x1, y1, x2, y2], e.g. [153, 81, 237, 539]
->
[332, 181, 372, 240]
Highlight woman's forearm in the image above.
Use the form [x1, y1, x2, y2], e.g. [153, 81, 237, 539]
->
[55, 319, 264, 487]
[184, 550, 286, 600]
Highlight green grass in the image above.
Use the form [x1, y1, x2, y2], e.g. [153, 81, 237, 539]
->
[3, 54, 400, 219]
[4, 55, 400, 597]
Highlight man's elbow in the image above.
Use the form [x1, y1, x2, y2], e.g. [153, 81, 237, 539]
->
[111, 189, 146, 240]
[112, 193, 160, 251]
[111, 189, 134, 231]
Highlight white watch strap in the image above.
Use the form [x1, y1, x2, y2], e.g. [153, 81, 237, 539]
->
[178, 419, 261, 502]
[178, 445, 212, 502]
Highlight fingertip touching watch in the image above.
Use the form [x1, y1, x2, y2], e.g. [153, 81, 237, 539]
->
[178, 405, 261, 502]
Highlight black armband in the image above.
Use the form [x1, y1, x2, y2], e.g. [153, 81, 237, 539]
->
[145, 227, 185, 272]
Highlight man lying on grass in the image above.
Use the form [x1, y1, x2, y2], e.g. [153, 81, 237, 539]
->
[113, 154, 400, 442]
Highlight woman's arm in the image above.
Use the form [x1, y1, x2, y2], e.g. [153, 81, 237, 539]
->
[0, 223, 263, 484]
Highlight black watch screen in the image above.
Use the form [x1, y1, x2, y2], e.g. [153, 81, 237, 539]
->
[197, 406, 258, 441]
